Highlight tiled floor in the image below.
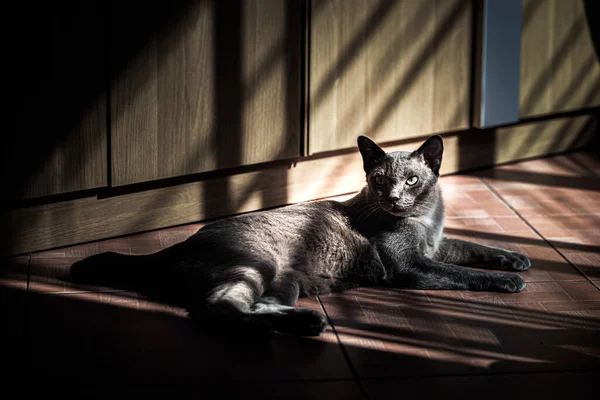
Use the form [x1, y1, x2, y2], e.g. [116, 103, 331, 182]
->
[2, 152, 599, 396]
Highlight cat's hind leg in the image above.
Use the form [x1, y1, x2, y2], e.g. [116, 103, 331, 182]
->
[251, 280, 329, 336]
[193, 266, 274, 338]
[192, 268, 328, 337]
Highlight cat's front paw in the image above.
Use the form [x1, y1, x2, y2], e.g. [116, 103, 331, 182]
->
[492, 250, 531, 271]
[492, 274, 527, 293]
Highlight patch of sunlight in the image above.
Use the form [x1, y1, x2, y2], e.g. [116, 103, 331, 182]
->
[338, 326, 547, 364]
[290, 158, 364, 203]
[559, 345, 600, 359]
[0, 278, 27, 290]
[233, 190, 266, 214]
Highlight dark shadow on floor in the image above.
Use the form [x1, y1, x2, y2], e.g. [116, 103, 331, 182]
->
[1, 280, 597, 384]
[443, 228, 600, 254]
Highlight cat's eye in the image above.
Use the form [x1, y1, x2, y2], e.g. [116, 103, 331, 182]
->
[406, 176, 418, 186]
[374, 176, 386, 185]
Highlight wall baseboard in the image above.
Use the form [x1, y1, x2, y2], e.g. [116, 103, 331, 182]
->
[2, 114, 598, 257]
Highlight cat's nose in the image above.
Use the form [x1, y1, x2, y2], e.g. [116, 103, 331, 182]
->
[389, 196, 400, 204]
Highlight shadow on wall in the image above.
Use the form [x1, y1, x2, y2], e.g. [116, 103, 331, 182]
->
[584, 0, 600, 61]
[5, 0, 464, 206]
[4, 2, 107, 202]
[4, 1, 198, 203]
[4, 0, 312, 218]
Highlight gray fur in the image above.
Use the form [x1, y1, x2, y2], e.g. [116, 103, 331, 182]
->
[70, 135, 530, 338]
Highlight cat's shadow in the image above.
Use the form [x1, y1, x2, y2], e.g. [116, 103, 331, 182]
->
[67, 260, 323, 342]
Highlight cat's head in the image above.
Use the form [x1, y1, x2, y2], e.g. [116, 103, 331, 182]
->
[357, 135, 443, 217]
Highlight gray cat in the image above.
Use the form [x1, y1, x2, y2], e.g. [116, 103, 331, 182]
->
[71, 135, 530, 337]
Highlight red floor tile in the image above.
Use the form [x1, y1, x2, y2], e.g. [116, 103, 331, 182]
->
[519, 214, 600, 282]
[496, 281, 600, 304]
[481, 155, 600, 284]
[479, 156, 600, 217]
[320, 284, 600, 378]
[440, 175, 514, 218]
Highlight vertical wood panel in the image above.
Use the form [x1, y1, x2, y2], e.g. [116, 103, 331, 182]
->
[156, 2, 214, 180]
[432, 0, 473, 132]
[520, 0, 600, 118]
[112, 34, 159, 185]
[110, 0, 301, 187]
[242, 1, 300, 165]
[309, 0, 472, 154]
[309, 0, 369, 155]
[5, 2, 107, 201]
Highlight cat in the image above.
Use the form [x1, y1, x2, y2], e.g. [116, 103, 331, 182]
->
[70, 135, 530, 338]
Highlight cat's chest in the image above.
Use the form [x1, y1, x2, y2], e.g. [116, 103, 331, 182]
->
[409, 212, 444, 258]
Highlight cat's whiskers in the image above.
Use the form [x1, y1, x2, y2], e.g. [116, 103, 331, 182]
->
[355, 202, 381, 223]
[363, 204, 381, 220]
[356, 205, 378, 221]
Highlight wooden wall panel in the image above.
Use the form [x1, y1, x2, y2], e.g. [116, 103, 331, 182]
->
[4, 2, 107, 201]
[309, 0, 472, 154]
[110, 0, 301, 186]
[3, 114, 597, 257]
[520, 0, 600, 118]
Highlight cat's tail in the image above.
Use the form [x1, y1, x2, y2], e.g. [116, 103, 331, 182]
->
[69, 251, 171, 293]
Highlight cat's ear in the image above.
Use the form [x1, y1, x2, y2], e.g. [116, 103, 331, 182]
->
[413, 135, 443, 175]
[357, 136, 386, 173]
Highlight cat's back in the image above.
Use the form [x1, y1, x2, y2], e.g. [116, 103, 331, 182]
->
[192, 199, 353, 242]
[183, 199, 374, 274]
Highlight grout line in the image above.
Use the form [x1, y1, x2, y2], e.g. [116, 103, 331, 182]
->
[25, 253, 31, 293]
[317, 295, 370, 400]
[588, 280, 600, 291]
[22, 254, 32, 332]
[22, 253, 32, 374]
[479, 177, 600, 293]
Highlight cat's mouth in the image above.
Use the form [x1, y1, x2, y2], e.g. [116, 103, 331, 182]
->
[382, 203, 412, 216]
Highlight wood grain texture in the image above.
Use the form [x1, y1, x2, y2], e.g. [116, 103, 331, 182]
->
[2, 114, 596, 257]
[110, 0, 301, 186]
[4, 2, 107, 200]
[520, 0, 600, 118]
[21, 96, 108, 199]
[308, 0, 472, 154]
